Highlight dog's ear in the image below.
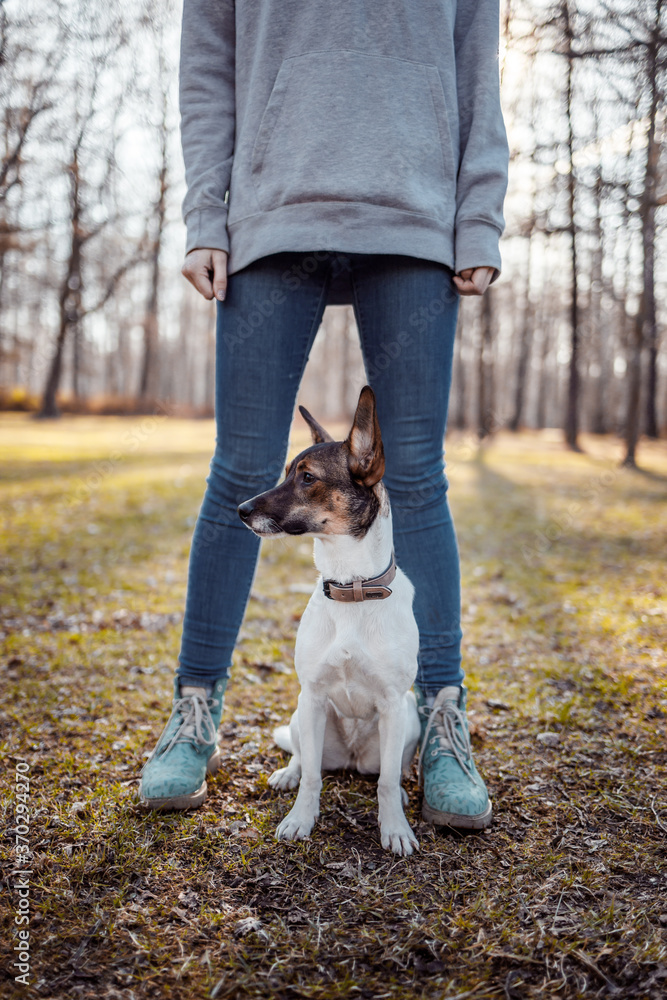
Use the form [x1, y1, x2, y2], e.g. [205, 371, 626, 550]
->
[346, 385, 385, 486]
[299, 405, 334, 445]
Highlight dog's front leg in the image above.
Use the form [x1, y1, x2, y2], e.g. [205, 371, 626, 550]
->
[275, 688, 325, 842]
[377, 701, 419, 856]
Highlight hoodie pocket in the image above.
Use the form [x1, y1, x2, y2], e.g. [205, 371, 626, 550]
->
[250, 50, 456, 217]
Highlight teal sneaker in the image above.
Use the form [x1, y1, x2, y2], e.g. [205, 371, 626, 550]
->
[415, 684, 492, 829]
[139, 677, 227, 810]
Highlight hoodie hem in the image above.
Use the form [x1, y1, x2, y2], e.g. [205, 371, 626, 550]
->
[226, 202, 455, 276]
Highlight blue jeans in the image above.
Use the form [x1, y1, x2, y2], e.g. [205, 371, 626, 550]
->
[178, 251, 463, 695]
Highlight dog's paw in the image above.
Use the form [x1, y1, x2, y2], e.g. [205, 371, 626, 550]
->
[380, 821, 419, 857]
[275, 809, 317, 842]
[268, 766, 301, 791]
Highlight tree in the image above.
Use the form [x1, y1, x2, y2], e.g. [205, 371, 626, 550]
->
[618, 0, 665, 464]
[559, 0, 582, 451]
[138, 24, 171, 403]
[38, 2, 146, 416]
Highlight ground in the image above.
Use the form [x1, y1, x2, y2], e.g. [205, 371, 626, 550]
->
[0, 413, 666, 1000]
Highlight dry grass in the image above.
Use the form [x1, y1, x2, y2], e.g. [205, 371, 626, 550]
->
[1, 414, 666, 999]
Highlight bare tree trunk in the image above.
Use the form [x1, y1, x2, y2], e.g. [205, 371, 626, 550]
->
[71, 322, 83, 401]
[138, 300, 159, 401]
[452, 323, 466, 430]
[38, 152, 83, 418]
[590, 174, 606, 434]
[623, 313, 643, 467]
[477, 291, 494, 438]
[0, 249, 6, 371]
[535, 316, 552, 430]
[509, 233, 534, 431]
[645, 322, 659, 439]
[138, 58, 169, 403]
[624, 2, 661, 463]
[562, 4, 581, 451]
[642, 8, 661, 440]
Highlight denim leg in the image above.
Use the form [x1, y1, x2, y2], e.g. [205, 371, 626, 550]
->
[177, 252, 331, 685]
[350, 255, 463, 693]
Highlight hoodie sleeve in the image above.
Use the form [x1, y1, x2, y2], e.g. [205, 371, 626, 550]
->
[453, 0, 509, 280]
[179, 0, 235, 255]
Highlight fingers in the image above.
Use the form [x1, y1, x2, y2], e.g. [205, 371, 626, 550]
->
[452, 266, 495, 297]
[181, 248, 229, 301]
[210, 250, 228, 301]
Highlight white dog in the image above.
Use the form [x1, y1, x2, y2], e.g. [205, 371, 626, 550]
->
[238, 386, 421, 855]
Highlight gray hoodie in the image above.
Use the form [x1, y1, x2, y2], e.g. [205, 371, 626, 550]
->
[180, 0, 509, 278]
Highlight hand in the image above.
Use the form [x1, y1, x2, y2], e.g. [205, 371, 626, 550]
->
[453, 266, 495, 296]
[181, 248, 229, 301]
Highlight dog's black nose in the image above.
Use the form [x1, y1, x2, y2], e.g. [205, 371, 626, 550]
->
[237, 500, 254, 521]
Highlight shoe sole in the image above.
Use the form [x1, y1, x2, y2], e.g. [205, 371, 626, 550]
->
[422, 798, 493, 830]
[139, 746, 222, 811]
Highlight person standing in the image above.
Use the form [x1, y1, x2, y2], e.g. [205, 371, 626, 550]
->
[140, 0, 509, 831]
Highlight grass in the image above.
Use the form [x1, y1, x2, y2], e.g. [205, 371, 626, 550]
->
[1, 413, 666, 999]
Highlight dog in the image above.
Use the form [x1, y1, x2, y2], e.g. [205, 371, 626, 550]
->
[237, 386, 421, 856]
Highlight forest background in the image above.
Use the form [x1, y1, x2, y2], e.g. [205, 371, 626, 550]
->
[1, 0, 667, 467]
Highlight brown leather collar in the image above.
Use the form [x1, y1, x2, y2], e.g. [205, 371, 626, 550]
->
[322, 551, 396, 602]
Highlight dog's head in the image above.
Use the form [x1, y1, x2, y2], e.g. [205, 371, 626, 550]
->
[238, 385, 385, 539]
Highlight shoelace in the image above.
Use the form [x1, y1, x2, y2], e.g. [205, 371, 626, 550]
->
[418, 697, 475, 784]
[142, 693, 218, 772]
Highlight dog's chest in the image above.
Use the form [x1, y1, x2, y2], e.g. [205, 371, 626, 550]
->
[297, 602, 401, 719]
[295, 578, 419, 719]
[325, 659, 379, 720]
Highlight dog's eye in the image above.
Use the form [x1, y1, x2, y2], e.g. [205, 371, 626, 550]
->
[302, 471, 316, 484]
